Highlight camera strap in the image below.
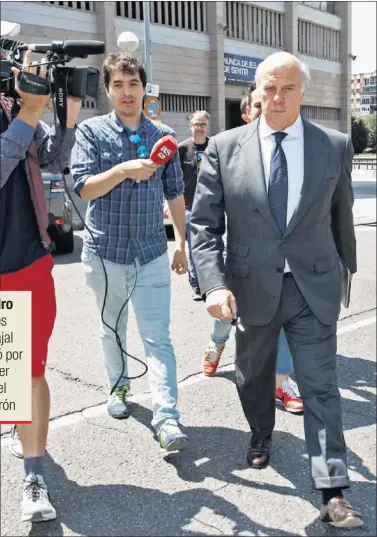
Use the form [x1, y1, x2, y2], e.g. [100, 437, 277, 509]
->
[54, 66, 67, 134]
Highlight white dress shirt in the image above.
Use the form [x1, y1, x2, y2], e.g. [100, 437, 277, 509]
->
[259, 114, 304, 272]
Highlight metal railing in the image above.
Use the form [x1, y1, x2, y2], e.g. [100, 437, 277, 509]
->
[41, 1, 95, 11]
[298, 19, 340, 60]
[225, 2, 284, 48]
[116, 1, 208, 32]
[352, 158, 377, 170]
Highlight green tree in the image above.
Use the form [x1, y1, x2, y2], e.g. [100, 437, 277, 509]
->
[351, 115, 369, 154]
[363, 114, 377, 151]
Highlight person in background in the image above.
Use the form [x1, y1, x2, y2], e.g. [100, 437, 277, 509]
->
[240, 93, 250, 124]
[201, 82, 303, 416]
[178, 111, 210, 301]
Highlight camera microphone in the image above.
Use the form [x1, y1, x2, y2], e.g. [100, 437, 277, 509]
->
[19, 40, 105, 58]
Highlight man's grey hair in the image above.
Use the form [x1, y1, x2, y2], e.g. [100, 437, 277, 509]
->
[255, 52, 310, 92]
[190, 110, 210, 124]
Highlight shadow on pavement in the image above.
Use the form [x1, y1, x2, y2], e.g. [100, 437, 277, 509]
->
[215, 352, 377, 433]
[28, 451, 299, 537]
[27, 354, 375, 537]
[27, 425, 375, 537]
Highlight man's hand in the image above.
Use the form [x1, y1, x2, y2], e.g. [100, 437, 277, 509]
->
[120, 159, 158, 181]
[11, 50, 50, 112]
[171, 247, 188, 275]
[206, 288, 237, 320]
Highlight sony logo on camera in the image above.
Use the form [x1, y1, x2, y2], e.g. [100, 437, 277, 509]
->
[58, 86, 64, 108]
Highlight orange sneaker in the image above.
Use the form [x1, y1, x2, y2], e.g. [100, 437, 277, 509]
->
[202, 342, 225, 376]
[275, 377, 304, 414]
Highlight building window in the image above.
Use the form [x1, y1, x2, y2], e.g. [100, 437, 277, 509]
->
[116, 1, 143, 20]
[301, 105, 340, 121]
[42, 1, 95, 10]
[298, 20, 340, 60]
[81, 99, 97, 109]
[225, 2, 283, 48]
[299, 2, 336, 15]
[116, 1, 208, 32]
[160, 94, 210, 113]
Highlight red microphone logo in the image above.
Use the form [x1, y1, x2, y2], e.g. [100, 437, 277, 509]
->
[157, 145, 172, 159]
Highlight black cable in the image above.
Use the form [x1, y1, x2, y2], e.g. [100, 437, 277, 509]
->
[45, 66, 148, 395]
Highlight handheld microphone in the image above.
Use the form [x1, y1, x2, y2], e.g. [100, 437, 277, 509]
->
[150, 135, 179, 166]
[19, 40, 105, 58]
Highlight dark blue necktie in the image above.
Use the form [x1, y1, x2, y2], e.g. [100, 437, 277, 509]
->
[268, 131, 288, 234]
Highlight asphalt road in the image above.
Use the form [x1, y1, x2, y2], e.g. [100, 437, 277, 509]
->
[1, 177, 376, 537]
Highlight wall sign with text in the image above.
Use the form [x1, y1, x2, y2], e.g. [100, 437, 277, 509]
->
[224, 53, 263, 86]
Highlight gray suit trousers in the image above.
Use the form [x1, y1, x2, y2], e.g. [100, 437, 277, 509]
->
[235, 273, 350, 490]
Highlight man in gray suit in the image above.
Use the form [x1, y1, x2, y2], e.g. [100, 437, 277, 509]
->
[190, 52, 362, 528]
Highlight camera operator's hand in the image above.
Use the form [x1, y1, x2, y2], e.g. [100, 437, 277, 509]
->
[11, 51, 50, 126]
[12, 51, 50, 109]
[119, 159, 158, 181]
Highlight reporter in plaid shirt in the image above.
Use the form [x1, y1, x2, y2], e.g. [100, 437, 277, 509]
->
[71, 53, 189, 451]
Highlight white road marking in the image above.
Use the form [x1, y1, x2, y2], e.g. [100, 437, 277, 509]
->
[1, 314, 376, 440]
[337, 316, 376, 335]
[194, 457, 211, 467]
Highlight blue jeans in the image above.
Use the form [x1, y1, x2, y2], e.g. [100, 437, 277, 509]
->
[211, 320, 293, 375]
[186, 210, 199, 288]
[82, 249, 179, 432]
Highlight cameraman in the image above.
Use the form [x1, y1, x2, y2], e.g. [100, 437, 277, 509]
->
[0, 44, 81, 523]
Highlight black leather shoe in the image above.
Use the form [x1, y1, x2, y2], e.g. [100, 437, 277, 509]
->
[247, 436, 271, 469]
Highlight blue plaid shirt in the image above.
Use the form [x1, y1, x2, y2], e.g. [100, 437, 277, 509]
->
[71, 111, 184, 265]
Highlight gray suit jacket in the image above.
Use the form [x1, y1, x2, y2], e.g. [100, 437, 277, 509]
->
[190, 118, 356, 326]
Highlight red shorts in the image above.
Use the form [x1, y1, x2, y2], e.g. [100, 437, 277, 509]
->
[0, 254, 56, 377]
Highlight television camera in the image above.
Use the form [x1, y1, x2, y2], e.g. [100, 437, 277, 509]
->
[1, 33, 105, 127]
